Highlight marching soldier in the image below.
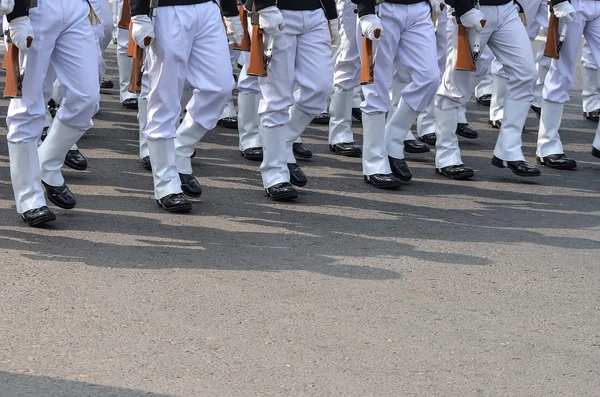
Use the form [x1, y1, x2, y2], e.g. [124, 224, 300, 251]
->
[117, 0, 138, 109]
[6, 0, 100, 226]
[357, 0, 442, 188]
[434, 0, 540, 179]
[246, 0, 337, 201]
[129, 0, 242, 212]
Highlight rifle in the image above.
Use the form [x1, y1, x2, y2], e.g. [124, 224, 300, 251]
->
[128, 36, 151, 94]
[544, 14, 568, 59]
[118, 0, 131, 29]
[3, 35, 33, 98]
[233, 4, 251, 51]
[360, 29, 381, 85]
[456, 20, 486, 71]
[247, 9, 275, 77]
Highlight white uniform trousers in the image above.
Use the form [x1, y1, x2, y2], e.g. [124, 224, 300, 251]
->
[237, 51, 262, 151]
[435, 2, 536, 168]
[258, 9, 333, 188]
[581, 40, 600, 113]
[360, 2, 439, 175]
[539, 0, 600, 156]
[116, 0, 136, 102]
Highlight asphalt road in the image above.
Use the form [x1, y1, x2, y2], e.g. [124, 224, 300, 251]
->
[1, 41, 599, 397]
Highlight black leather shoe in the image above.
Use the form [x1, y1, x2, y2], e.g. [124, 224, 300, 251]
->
[157, 193, 192, 213]
[241, 147, 263, 162]
[492, 156, 541, 176]
[476, 94, 492, 106]
[537, 154, 577, 170]
[40, 126, 49, 142]
[266, 182, 298, 201]
[583, 109, 600, 122]
[179, 173, 202, 197]
[42, 181, 76, 209]
[364, 174, 402, 189]
[293, 142, 313, 160]
[456, 123, 478, 139]
[122, 98, 138, 110]
[48, 99, 59, 118]
[142, 156, 152, 171]
[404, 140, 430, 154]
[22, 206, 56, 227]
[388, 156, 412, 182]
[418, 133, 437, 146]
[592, 147, 600, 159]
[329, 142, 362, 157]
[288, 163, 307, 187]
[100, 78, 114, 90]
[489, 119, 502, 129]
[531, 105, 541, 119]
[190, 149, 197, 159]
[312, 113, 330, 125]
[217, 116, 238, 129]
[64, 149, 88, 171]
[436, 164, 474, 180]
[351, 108, 362, 123]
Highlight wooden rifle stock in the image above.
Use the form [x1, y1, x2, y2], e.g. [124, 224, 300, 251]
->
[3, 37, 32, 98]
[126, 25, 136, 57]
[128, 37, 151, 94]
[360, 29, 380, 85]
[118, 0, 131, 29]
[233, 6, 251, 51]
[247, 25, 267, 77]
[456, 25, 475, 71]
[544, 14, 560, 59]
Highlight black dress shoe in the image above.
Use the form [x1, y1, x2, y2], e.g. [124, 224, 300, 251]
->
[537, 154, 577, 170]
[241, 147, 263, 161]
[312, 113, 330, 125]
[217, 116, 238, 129]
[100, 78, 114, 90]
[41, 126, 49, 142]
[42, 181, 76, 209]
[142, 156, 152, 171]
[179, 173, 202, 197]
[492, 156, 541, 176]
[418, 133, 437, 146]
[436, 164, 474, 180]
[329, 142, 362, 157]
[531, 105, 541, 119]
[388, 156, 412, 181]
[476, 94, 492, 106]
[266, 182, 298, 201]
[404, 140, 430, 154]
[64, 149, 88, 171]
[364, 173, 402, 189]
[157, 193, 192, 213]
[293, 142, 313, 160]
[48, 99, 59, 118]
[489, 119, 502, 129]
[122, 98, 138, 110]
[190, 149, 197, 159]
[288, 163, 307, 187]
[351, 108, 362, 123]
[456, 123, 478, 139]
[583, 109, 600, 122]
[21, 206, 56, 227]
[592, 147, 600, 159]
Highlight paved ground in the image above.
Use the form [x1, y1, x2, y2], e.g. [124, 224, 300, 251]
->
[1, 41, 599, 397]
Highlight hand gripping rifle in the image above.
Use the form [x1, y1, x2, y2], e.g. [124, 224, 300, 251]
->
[247, 6, 275, 77]
[456, 20, 486, 71]
[127, 0, 157, 94]
[233, 1, 251, 52]
[544, 4, 568, 59]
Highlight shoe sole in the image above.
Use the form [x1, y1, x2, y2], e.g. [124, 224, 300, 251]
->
[23, 213, 57, 227]
[182, 190, 202, 198]
[435, 169, 474, 180]
[404, 147, 430, 154]
[290, 178, 307, 187]
[536, 158, 577, 170]
[267, 191, 298, 201]
[583, 113, 600, 122]
[364, 177, 401, 189]
[294, 153, 313, 161]
[592, 148, 600, 159]
[311, 119, 330, 125]
[240, 152, 263, 162]
[64, 160, 87, 171]
[217, 122, 238, 129]
[418, 139, 436, 146]
[492, 158, 541, 177]
[158, 202, 193, 213]
[392, 173, 412, 182]
[329, 146, 362, 157]
[456, 132, 478, 139]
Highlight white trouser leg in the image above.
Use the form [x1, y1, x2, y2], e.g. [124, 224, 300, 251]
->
[434, 107, 462, 168]
[259, 125, 289, 188]
[180, 80, 194, 116]
[493, 100, 528, 161]
[117, 27, 136, 102]
[175, 113, 208, 175]
[362, 113, 391, 175]
[386, 98, 419, 159]
[147, 138, 182, 199]
[594, 124, 600, 150]
[474, 67, 493, 98]
[328, 89, 354, 145]
[333, 0, 361, 91]
[286, 106, 315, 163]
[581, 63, 600, 113]
[490, 73, 508, 122]
[388, 70, 409, 122]
[8, 141, 47, 214]
[219, 97, 237, 119]
[138, 97, 149, 158]
[39, 119, 87, 186]
[536, 100, 565, 157]
[416, 100, 435, 137]
[238, 92, 262, 151]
